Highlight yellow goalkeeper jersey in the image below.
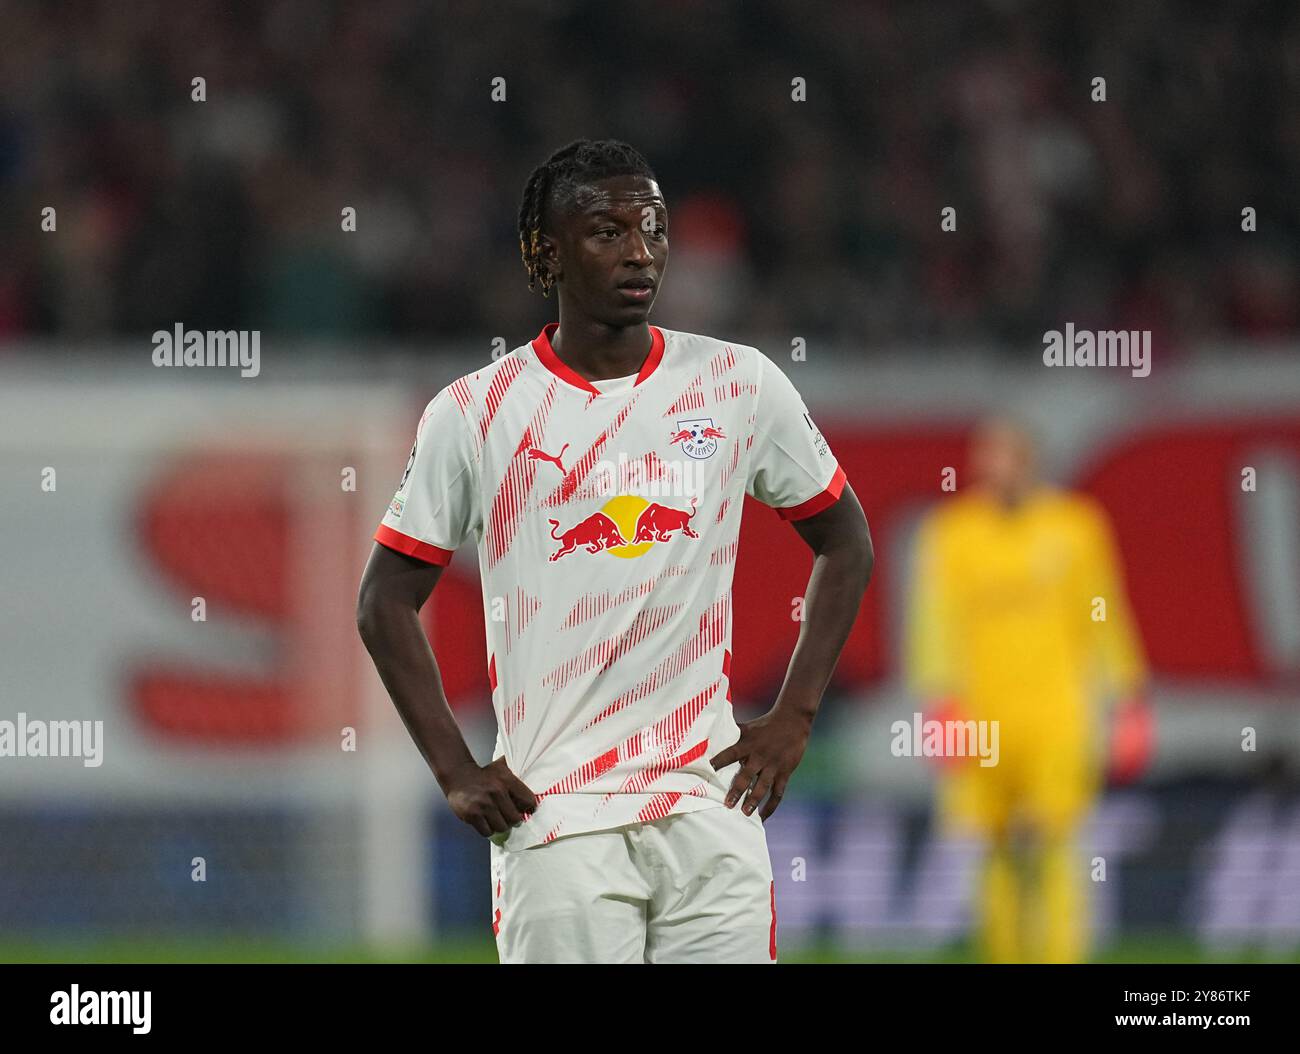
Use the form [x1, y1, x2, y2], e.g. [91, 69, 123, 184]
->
[906, 485, 1147, 752]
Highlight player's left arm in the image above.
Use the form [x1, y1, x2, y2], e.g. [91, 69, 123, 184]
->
[1078, 498, 1153, 782]
[712, 483, 873, 819]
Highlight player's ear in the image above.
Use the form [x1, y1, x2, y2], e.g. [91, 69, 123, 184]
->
[537, 233, 561, 282]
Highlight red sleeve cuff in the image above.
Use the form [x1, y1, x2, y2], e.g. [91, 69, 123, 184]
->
[776, 464, 848, 521]
[374, 523, 456, 565]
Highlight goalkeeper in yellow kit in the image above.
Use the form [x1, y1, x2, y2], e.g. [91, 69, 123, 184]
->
[905, 417, 1153, 963]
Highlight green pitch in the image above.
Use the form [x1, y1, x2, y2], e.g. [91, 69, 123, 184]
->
[2, 935, 1296, 964]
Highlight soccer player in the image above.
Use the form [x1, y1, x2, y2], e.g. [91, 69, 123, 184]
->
[905, 416, 1152, 962]
[355, 139, 874, 964]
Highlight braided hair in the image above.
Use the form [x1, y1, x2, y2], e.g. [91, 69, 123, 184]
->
[517, 139, 657, 297]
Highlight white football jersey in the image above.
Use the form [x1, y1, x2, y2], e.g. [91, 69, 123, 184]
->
[375, 323, 846, 850]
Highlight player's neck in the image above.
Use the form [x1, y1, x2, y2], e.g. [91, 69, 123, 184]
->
[993, 484, 1035, 510]
[977, 482, 1036, 511]
[550, 317, 653, 382]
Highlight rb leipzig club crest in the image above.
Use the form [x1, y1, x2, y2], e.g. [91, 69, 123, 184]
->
[668, 418, 726, 460]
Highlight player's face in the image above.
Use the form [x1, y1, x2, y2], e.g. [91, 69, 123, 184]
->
[970, 421, 1035, 496]
[550, 175, 668, 324]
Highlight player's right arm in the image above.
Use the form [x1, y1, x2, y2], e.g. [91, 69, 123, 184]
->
[356, 546, 536, 837]
[355, 388, 537, 838]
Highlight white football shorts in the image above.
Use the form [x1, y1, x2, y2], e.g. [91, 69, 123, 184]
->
[489, 803, 777, 964]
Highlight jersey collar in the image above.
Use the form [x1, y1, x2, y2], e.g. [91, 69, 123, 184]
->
[531, 322, 665, 396]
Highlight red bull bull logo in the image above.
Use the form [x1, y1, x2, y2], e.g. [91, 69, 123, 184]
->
[547, 494, 700, 561]
[631, 497, 700, 543]
[547, 511, 629, 560]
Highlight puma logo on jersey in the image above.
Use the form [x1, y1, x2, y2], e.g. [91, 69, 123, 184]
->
[526, 443, 569, 473]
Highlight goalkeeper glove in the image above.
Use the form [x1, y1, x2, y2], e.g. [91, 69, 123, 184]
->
[1107, 694, 1154, 785]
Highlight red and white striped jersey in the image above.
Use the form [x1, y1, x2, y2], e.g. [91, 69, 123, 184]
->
[374, 323, 847, 850]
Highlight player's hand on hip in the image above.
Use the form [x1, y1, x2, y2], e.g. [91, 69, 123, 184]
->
[445, 757, 539, 838]
[709, 708, 812, 821]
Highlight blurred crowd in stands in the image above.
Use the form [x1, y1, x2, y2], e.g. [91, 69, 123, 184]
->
[0, 0, 1295, 351]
